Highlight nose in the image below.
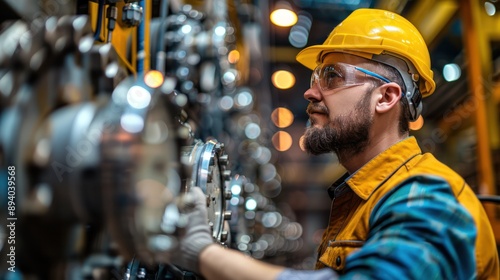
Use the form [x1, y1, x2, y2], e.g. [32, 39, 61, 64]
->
[304, 83, 322, 103]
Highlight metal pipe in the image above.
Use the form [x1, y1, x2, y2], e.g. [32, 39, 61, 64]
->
[460, 0, 498, 238]
[137, 0, 145, 73]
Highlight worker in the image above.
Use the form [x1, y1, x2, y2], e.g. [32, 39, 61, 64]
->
[171, 8, 500, 280]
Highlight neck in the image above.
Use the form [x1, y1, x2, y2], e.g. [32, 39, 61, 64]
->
[339, 132, 407, 174]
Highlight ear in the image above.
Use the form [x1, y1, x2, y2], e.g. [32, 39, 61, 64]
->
[375, 82, 402, 114]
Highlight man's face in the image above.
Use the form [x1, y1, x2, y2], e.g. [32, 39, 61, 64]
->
[303, 53, 380, 156]
[303, 87, 373, 156]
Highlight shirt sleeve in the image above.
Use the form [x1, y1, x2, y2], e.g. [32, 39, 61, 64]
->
[276, 268, 339, 280]
[342, 175, 477, 280]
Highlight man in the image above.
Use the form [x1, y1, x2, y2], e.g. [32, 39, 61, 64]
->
[172, 8, 499, 279]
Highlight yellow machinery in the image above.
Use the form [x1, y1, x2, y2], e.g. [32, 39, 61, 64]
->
[87, 0, 151, 74]
[0, 1, 300, 279]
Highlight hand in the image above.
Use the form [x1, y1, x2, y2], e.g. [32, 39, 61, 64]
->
[171, 186, 214, 274]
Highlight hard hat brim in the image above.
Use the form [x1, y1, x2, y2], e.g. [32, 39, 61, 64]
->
[296, 45, 326, 70]
[296, 46, 378, 70]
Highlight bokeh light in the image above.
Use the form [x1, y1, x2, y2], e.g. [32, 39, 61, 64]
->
[144, 70, 164, 88]
[228, 50, 240, 64]
[271, 70, 296, 89]
[271, 107, 294, 128]
[272, 131, 293, 151]
[270, 8, 298, 27]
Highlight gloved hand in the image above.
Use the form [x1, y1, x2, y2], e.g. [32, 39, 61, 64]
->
[171, 186, 214, 274]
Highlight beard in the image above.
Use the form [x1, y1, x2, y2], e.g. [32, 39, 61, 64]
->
[303, 88, 373, 158]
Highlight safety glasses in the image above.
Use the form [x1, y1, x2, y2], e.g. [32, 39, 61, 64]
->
[310, 62, 391, 91]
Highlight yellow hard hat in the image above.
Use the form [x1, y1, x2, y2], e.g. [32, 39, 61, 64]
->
[296, 8, 435, 98]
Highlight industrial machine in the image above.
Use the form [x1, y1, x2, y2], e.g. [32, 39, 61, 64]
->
[0, 1, 303, 279]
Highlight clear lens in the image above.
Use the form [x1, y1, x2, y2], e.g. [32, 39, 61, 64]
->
[310, 63, 390, 91]
[310, 63, 356, 91]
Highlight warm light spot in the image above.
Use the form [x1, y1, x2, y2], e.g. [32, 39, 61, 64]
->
[272, 131, 293, 151]
[409, 115, 424, 130]
[144, 70, 164, 88]
[228, 50, 240, 64]
[299, 135, 306, 151]
[271, 107, 294, 128]
[271, 70, 295, 89]
[270, 8, 298, 27]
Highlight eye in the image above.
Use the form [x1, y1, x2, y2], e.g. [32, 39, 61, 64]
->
[322, 65, 342, 89]
[323, 66, 341, 78]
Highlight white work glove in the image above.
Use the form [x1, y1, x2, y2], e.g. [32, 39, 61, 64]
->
[171, 186, 214, 274]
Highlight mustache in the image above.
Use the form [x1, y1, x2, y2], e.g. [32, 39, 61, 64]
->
[306, 103, 329, 115]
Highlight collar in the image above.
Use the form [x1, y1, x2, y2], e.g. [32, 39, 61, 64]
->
[330, 136, 422, 200]
[327, 173, 350, 199]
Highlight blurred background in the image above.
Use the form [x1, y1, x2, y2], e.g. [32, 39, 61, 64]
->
[0, 0, 499, 278]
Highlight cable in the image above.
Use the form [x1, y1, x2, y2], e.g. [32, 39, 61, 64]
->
[94, 0, 104, 41]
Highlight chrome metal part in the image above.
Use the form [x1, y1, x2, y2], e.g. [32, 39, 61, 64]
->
[0, 14, 133, 278]
[0, 14, 182, 277]
[0, 1, 302, 278]
[100, 75, 181, 265]
[122, 2, 143, 27]
[181, 139, 232, 244]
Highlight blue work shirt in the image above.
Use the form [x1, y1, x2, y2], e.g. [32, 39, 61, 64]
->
[277, 176, 477, 279]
